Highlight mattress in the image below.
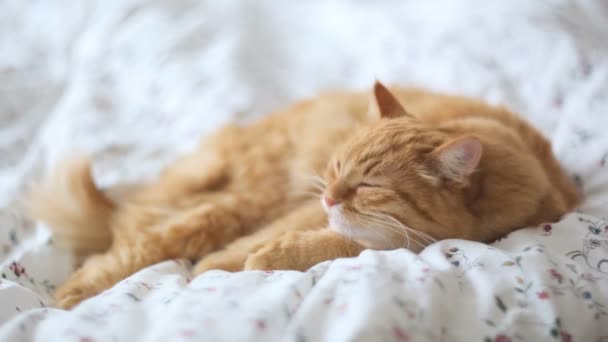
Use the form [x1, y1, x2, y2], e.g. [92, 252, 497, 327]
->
[1, 0, 607, 341]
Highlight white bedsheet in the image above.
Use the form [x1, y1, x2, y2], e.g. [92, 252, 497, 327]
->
[1, 1, 608, 341]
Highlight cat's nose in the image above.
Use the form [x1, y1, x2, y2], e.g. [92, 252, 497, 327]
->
[324, 195, 338, 208]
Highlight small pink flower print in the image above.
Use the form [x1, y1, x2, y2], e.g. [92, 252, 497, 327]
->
[109, 303, 123, 311]
[560, 331, 572, 342]
[79, 337, 95, 342]
[136, 281, 152, 290]
[180, 330, 196, 338]
[553, 94, 564, 108]
[579, 56, 593, 76]
[254, 319, 266, 331]
[549, 269, 563, 283]
[422, 268, 430, 273]
[542, 224, 552, 235]
[347, 265, 362, 271]
[204, 287, 216, 292]
[495, 335, 511, 342]
[581, 273, 597, 282]
[202, 318, 215, 327]
[293, 289, 303, 300]
[392, 326, 410, 342]
[537, 291, 550, 300]
[323, 298, 333, 305]
[449, 247, 459, 253]
[9, 261, 26, 277]
[264, 271, 274, 275]
[417, 277, 425, 283]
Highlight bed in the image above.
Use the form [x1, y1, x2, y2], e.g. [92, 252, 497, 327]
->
[1, 1, 607, 341]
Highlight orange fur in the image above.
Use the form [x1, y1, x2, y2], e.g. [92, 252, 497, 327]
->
[25, 82, 579, 308]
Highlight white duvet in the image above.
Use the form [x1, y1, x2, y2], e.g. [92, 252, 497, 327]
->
[1, 1, 608, 341]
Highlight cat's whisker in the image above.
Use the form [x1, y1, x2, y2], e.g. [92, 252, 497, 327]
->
[290, 189, 322, 195]
[358, 212, 430, 249]
[310, 175, 327, 187]
[374, 222, 413, 249]
[359, 217, 407, 239]
[374, 228, 399, 250]
[390, 220, 436, 245]
[356, 215, 425, 249]
[357, 220, 400, 249]
[384, 225, 425, 249]
[374, 212, 437, 244]
[385, 219, 435, 248]
[373, 223, 424, 249]
[300, 182, 326, 194]
[310, 184, 326, 193]
[357, 215, 409, 239]
[293, 172, 327, 190]
[289, 190, 323, 199]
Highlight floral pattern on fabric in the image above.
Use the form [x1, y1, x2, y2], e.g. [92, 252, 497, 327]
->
[2, 214, 604, 341]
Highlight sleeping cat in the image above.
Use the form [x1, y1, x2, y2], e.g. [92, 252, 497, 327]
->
[26, 82, 579, 308]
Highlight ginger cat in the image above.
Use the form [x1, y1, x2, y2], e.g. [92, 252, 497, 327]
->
[26, 82, 579, 309]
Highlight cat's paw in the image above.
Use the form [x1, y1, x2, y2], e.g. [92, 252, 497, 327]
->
[244, 233, 299, 271]
[244, 251, 284, 271]
[54, 282, 98, 309]
[193, 251, 246, 274]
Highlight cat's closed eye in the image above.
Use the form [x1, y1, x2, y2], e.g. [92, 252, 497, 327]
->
[357, 182, 379, 189]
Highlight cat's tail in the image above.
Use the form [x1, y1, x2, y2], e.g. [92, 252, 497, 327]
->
[24, 157, 115, 258]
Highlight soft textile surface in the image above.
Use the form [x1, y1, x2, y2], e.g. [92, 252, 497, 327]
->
[1, 1, 608, 341]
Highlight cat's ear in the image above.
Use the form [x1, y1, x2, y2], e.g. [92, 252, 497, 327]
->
[372, 81, 415, 119]
[426, 136, 482, 184]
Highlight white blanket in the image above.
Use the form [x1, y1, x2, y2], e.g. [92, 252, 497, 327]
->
[1, 1, 608, 341]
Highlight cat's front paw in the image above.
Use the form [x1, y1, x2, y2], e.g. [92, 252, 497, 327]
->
[244, 233, 301, 271]
[244, 251, 285, 271]
[193, 251, 246, 274]
[54, 282, 99, 309]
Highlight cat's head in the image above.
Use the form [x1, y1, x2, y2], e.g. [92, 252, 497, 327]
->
[321, 82, 482, 251]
